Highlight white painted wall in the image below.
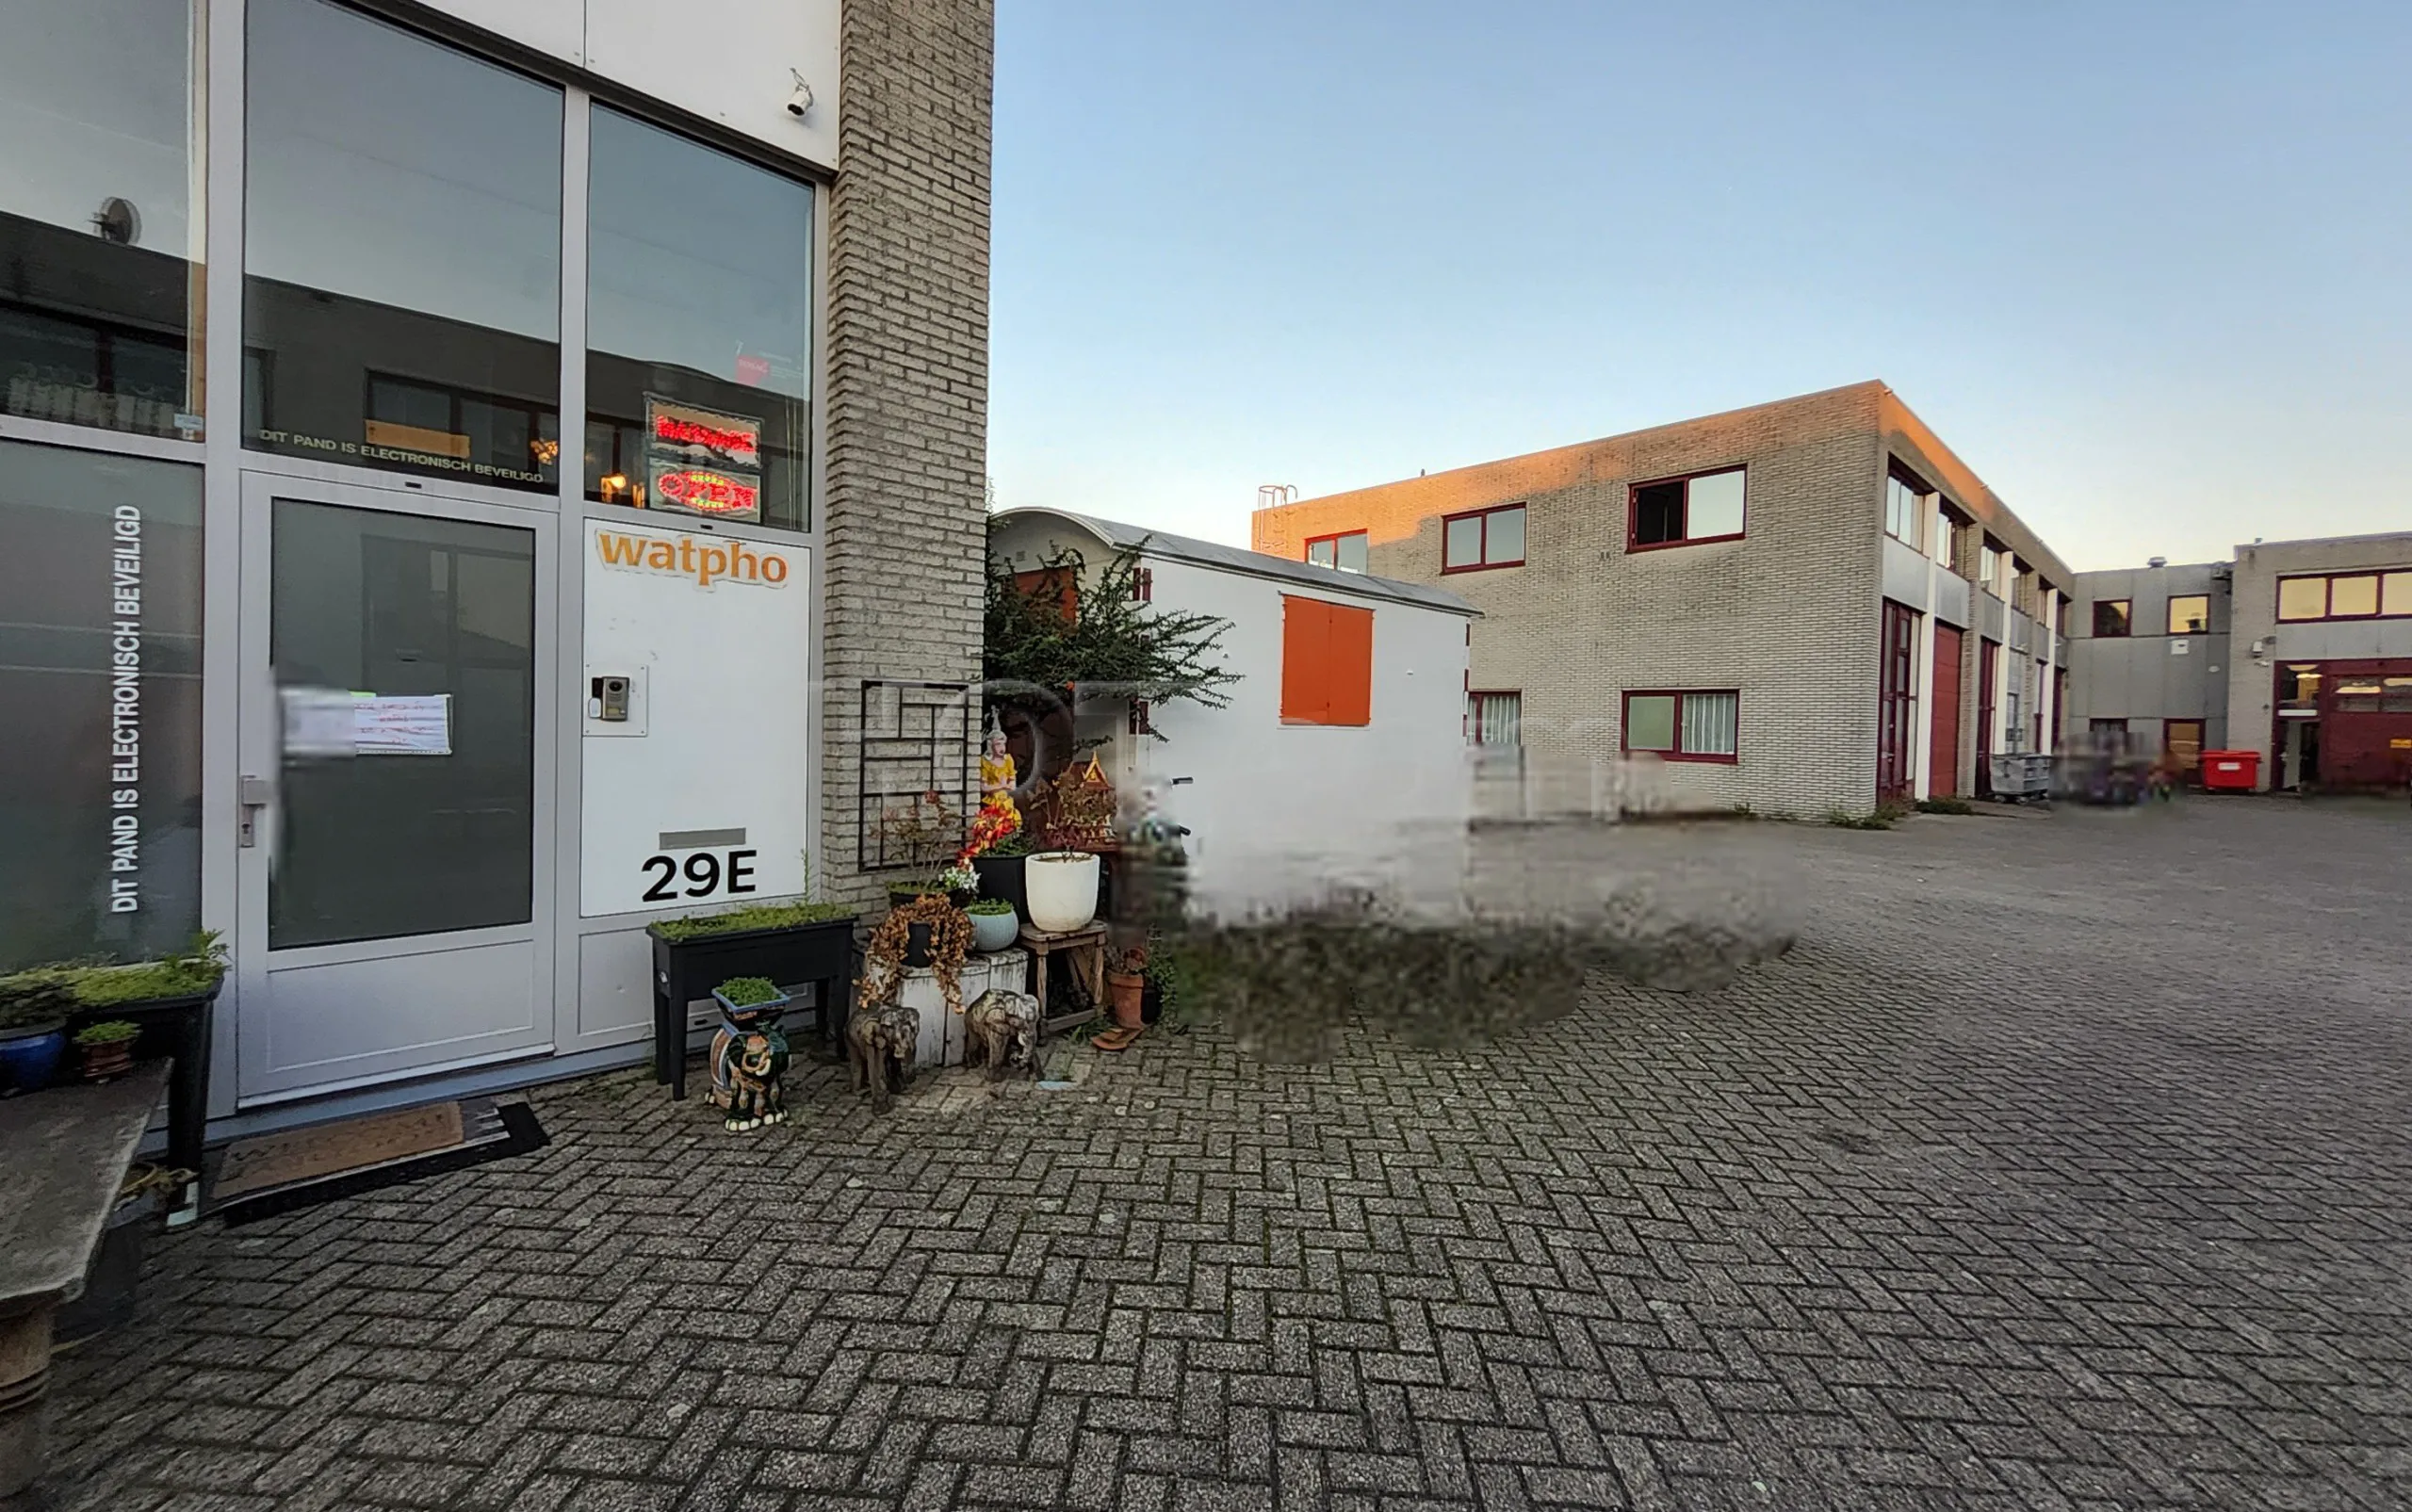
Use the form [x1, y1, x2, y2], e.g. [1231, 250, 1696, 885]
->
[1133, 557, 1474, 921]
[424, 0, 840, 170]
[579, 518, 812, 919]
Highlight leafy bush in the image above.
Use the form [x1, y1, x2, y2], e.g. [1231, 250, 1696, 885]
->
[965, 899, 1017, 916]
[985, 830, 1034, 858]
[714, 977, 784, 1008]
[73, 1019, 142, 1047]
[652, 902, 856, 941]
[1826, 807, 1899, 831]
[0, 967, 81, 1031]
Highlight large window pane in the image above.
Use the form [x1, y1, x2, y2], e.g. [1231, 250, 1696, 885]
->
[2384, 573, 2412, 617]
[0, 442, 204, 970]
[587, 107, 812, 530]
[0, 0, 203, 439]
[1625, 693, 1676, 752]
[1444, 513, 1483, 568]
[2328, 575, 2379, 617]
[270, 501, 534, 948]
[244, 0, 562, 491]
[2276, 577, 2327, 621]
[1687, 470, 1746, 538]
[1484, 507, 1525, 565]
[1682, 691, 1738, 756]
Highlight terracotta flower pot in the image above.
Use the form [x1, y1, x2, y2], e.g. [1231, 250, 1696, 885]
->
[1106, 970, 1146, 1030]
[78, 1041, 135, 1083]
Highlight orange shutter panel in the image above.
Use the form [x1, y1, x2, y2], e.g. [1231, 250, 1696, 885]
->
[1279, 595, 1374, 726]
[1279, 595, 1328, 723]
[1323, 602, 1373, 725]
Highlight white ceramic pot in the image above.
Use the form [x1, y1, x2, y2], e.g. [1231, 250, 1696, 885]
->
[1024, 851, 1100, 933]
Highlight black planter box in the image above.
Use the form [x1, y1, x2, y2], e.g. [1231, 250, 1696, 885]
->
[648, 916, 857, 1099]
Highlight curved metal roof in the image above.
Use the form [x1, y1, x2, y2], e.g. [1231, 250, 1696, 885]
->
[993, 508, 1477, 617]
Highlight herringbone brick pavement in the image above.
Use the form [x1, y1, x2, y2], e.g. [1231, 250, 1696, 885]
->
[41, 799, 2412, 1510]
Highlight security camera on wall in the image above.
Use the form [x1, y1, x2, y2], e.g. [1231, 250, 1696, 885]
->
[786, 70, 815, 119]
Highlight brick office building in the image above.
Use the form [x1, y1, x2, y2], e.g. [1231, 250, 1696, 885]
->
[2069, 532, 2412, 791]
[0, 0, 990, 1125]
[1252, 382, 2076, 817]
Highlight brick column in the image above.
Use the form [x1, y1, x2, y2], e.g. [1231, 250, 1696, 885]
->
[820, 0, 995, 907]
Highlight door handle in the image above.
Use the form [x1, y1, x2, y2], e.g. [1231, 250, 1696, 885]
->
[238, 774, 271, 849]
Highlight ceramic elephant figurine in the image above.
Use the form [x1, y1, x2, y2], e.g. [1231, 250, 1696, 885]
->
[846, 1000, 920, 1111]
[963, 987, 1040, 1079]
[714, 1026, 789, 1130]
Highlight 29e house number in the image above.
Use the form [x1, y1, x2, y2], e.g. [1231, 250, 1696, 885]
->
[641, 848, 758, 902]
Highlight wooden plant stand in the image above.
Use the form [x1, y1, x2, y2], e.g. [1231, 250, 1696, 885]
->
[1018, 921, 1107, 1036]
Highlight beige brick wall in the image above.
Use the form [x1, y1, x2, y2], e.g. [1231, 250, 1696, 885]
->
[1256, 382, 2074, 818]
[818, 0, 994, 906]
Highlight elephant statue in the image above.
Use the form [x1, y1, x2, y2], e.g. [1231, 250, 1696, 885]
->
[846, 1000, 920, 1112]
[963, 988, 1040, 1079]
[713, 1026, 789, 1130]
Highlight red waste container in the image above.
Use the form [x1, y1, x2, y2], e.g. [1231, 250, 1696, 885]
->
[2201, 750, 2259, 791]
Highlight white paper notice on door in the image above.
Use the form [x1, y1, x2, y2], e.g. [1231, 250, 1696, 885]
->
[352, 693, 453, 756]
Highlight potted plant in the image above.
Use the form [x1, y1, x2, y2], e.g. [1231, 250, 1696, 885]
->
[710, 975, 790, 1021]
[1105, 946, 1147, 1031]
[965, 898, 1019, 952]
[0, 966, 77, 1095]
[860, 894, 973, 1016]
[880, 790, 966, 906]
[971, 828, 1035, 923]
[72, 1019, 142, 1082]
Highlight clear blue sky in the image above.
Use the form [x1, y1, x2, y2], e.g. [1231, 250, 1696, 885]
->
[986, 1, 2409, 571]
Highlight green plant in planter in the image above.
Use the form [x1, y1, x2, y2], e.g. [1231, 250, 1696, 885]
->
[652, 901, 855, 941]
[714, 977, 784, 1009]
[73, 1020, 142, 1048]
[72, 930, 229, 1007]
[965, 899, 1017, 917]
[984, 830, 1034, 858]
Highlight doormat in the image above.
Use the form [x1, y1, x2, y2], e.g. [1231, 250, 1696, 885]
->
[210, 1097, 546, 1227]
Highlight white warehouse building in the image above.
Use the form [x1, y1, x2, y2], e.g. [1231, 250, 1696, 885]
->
[986, 509, 1478, 921]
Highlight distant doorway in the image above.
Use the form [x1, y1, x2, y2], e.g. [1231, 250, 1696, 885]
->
[2163, 720, 2205, 784]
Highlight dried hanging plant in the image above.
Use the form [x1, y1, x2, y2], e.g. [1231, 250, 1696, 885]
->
[858, 893, 975, 1016]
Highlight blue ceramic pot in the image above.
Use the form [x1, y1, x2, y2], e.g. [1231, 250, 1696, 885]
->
[0, 1027, 67, 1095]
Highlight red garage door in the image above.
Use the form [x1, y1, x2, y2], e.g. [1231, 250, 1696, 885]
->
[1931, 625, 1964, 797]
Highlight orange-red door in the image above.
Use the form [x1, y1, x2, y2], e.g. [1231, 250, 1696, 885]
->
[1930, 625, 1964, 797]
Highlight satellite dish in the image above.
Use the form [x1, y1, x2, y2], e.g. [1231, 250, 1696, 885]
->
[92, 197, 140, 246]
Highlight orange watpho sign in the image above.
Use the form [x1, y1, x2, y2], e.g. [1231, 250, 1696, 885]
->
[595, 528, 792, 589]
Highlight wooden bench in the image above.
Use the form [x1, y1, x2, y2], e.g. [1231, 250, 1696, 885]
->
[0, 1064, 167, 1499]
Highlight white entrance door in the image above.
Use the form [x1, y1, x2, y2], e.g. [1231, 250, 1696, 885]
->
[235, 476, 556, 1103]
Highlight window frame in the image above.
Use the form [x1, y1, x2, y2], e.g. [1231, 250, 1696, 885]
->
[2165, 593, 2210, 635]
[2276, 571, 2412, 624]
[2093, 599, 2132, 638]
[1621, 688, 1741, 765]
[1883, 464, 1931, 551]
[1467, 690, 1523, 748]
[1305, 529, 1368, 574]
[1440, 504, 1525, 575]
[1625, 466, 1747, 554]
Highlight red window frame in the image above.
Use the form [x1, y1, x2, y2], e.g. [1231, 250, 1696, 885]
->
[1305, 530, 1368, 571]
[1625, 466, 1747, 554]
[1440, 504, 1524, 575]
[2276, 571, 2412, 624]
[1620, 689, 1740, 765]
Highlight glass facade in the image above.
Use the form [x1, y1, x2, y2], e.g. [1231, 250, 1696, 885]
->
[0, 0, 204, 439]
[243, 0, 564, 490]
[0, 442, 204, 971]
[587, 107, 814, 529]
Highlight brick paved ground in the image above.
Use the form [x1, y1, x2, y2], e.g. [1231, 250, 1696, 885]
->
[44, 797, 2412, 1511]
